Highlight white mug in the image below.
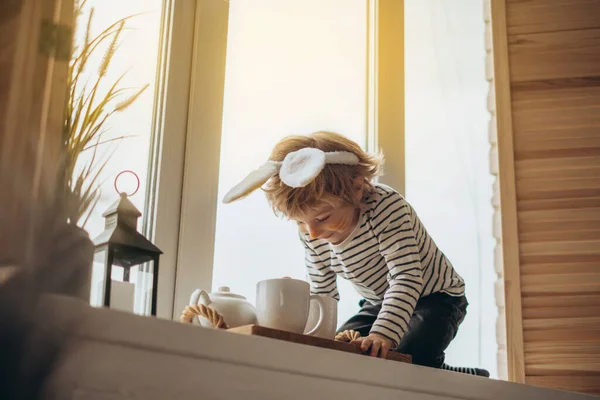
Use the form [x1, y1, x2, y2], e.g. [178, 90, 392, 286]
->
[256, 278, 325, 335]
[304, 295, 338, 339]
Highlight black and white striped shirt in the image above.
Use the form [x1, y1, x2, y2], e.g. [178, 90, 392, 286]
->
[301, 184, 465, 345]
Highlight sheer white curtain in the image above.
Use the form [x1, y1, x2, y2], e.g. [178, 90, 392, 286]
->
[405, 0, 496, 376]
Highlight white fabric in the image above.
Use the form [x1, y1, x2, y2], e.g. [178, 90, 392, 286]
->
[222, 148, 359, 204]
[324, 151, 359, 165]
[279, 148, 326, 188]
[222, 161, 281, 204]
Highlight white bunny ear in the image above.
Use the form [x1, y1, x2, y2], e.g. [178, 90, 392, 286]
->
[223, 148, 360, 204]
[222, 161, 281, 204]
[280, 148, 326, 188]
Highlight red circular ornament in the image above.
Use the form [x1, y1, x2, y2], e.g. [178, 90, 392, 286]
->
[114, 170, 140, 196]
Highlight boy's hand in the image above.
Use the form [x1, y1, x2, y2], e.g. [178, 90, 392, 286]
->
[351, 333, 395, 358]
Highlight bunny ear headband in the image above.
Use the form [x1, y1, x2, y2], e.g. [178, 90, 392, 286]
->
[223, 147, 359, 204]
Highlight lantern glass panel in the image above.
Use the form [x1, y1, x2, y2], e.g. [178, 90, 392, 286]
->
[134, 262, 154, 315]
[91, 248, 107, 307]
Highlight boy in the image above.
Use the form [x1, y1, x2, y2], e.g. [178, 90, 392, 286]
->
[223, 131, 488, 376]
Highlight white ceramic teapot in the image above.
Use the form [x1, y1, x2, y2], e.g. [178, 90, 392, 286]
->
[189, 286, 257, 328]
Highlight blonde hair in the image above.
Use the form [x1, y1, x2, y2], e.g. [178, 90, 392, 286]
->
[263, 131, 384, 218]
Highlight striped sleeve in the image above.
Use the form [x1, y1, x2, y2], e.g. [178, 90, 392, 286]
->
[299, 232, 339, 300]
[369, 194, 423, 346]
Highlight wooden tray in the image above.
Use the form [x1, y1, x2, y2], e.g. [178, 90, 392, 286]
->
[228, 324, 412, 364]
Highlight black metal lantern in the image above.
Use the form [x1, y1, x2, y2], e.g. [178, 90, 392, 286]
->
[91, 191, 162, 316]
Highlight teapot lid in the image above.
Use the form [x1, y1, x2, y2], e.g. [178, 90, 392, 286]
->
[211, 286, 246, 300]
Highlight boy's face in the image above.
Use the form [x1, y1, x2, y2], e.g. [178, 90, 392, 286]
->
[292, 202, 359, 245]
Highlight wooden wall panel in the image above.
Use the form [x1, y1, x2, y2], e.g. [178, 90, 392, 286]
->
[485, 0, 508, 379]
[507, 0, 600, 35]
[508, 29, 600, 83]
[493, 0, 600, 395]
[490, 0, 526, 383]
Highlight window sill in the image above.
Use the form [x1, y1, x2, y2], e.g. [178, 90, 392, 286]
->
[45, 295, 585, 399]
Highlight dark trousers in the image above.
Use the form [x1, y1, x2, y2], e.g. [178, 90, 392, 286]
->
[337, 292, 468, 368]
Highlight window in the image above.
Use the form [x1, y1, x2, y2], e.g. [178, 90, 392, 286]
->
[212, 0, 367, 327]
[405, 0, 496, 376]
[153, 2, 496, 375]
[74, 0, 164, 314]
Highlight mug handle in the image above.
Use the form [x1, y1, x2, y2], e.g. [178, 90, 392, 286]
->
[304, 295, 326, 336]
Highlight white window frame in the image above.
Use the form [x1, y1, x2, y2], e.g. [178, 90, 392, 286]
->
[143, 0, 195, 319]
[167, 0, 404, 320]
[171, 0, 230, 319]
[143, 0, 230, 319]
